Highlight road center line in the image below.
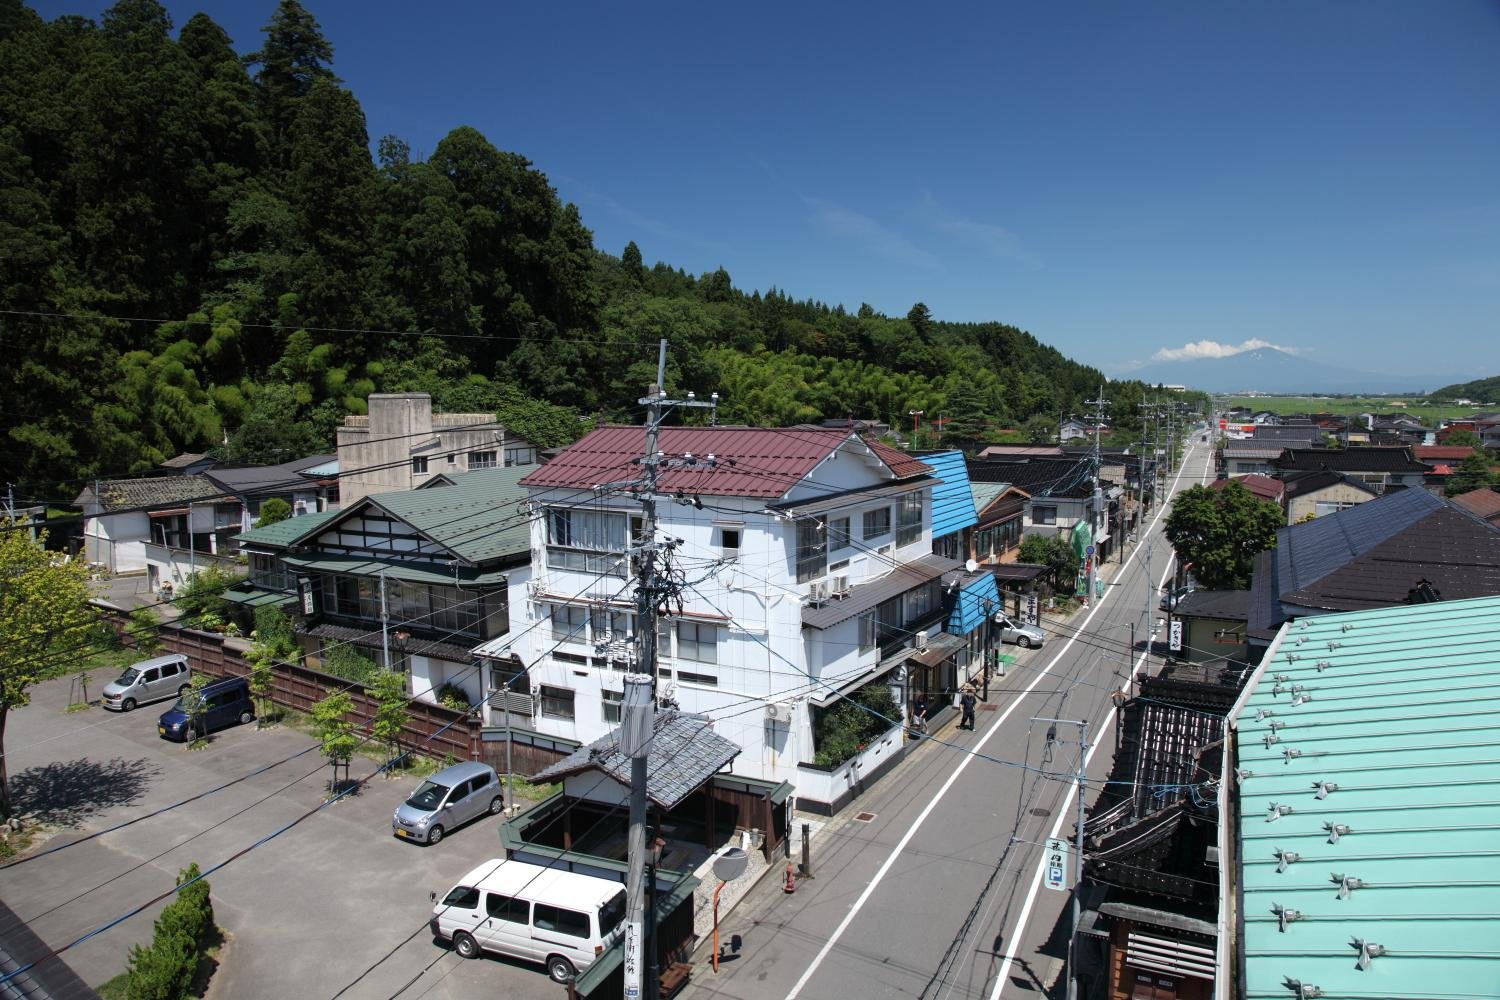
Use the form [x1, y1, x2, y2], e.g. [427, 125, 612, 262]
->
[988, 442, 1211, 999]
[785, 443, 1203, 1000]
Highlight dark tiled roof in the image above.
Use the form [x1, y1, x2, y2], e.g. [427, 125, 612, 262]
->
[159, 452, 211, 469]
[518, 425, 930, 499]
[77, 474, 220, 511]
[1171, 589, 1250, 621]
[1279, 468, 1380, 500]
[1275, 487, 1443, 595]
[1274, 446, 1430, 474]
[966, 457, 1093, 498]
[205, 454, 335, 494]
[529, 710, 740, 810]
[802, 553, 961, 630]
[1251, 426, 1320, 443]
[1221, 443, 1285, 460]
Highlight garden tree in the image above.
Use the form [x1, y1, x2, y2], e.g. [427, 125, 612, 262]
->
[253, 497, 291, 528]
[124, 861, 214, 1000]
[0, 525, 93, 818]
[1018, 532, 1079, 593]
[310, 690, 357, 794]
[1164, 483, 1284, 590]
[1444, 428, 1483, 451]
[813, 683, 899, 767]
[171, 565, 243, 630]
[366, 670, 408, 768]
[126, 607, 163, 654]
[179, 673, 210, 744]
[1444, 450, 1498, 497]
[246, 604, 296, 723]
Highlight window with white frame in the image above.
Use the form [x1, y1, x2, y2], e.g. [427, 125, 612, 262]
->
[896, 492, 923, 546]
[601, 689, 623, 724]
[503, 446, 537, 467]
[550, 604, 588, 645]
[718, 526, 742, 561]
[547, 507, 629, 576]
[540, 685, 575, 720]
[676, 621, 719, 664]
[862, 507, 891, 540]
[468, 450, 497, 469]
[411, 455, 429, 475]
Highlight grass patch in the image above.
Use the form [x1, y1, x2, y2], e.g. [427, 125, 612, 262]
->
[0, 823, 38, 863]
[1232, 394, 1479, 423]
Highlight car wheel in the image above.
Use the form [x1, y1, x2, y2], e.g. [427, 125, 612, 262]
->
[1016, 636, 1032, 649]
[121, 698, 136, 712]
[547, 954, 576, 984]
[426, 825, 444, 846]
[453, 931, 479, 959]
[488, 796, 503, 816]
[239, 710, 254, 725]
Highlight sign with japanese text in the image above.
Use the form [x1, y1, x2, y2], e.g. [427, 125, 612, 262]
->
[1169, 618, 1183, 652]
[1024, 592, 1039, 626]
[1045, 837, 1069, 891]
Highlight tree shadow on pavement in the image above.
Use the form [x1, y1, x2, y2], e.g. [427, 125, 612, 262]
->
[10, 755, 161, 826]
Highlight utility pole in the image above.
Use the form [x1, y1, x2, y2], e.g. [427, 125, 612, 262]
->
[1084, 388, 1108, 604]
[379, 570, 391, 671]
[1035, 716, 1091, 1000]
[622, 340, 716, 1000]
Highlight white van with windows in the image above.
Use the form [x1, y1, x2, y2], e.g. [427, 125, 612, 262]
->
[430, 859, 627, 983]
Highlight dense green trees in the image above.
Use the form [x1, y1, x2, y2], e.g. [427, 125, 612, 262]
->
[2, 0, 1181, 502]
[1164, 483, 1284, 590]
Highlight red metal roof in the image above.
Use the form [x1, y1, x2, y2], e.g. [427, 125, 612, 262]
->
[1452, 488, 1500, 521]
[1209, 474, 1284, 501]
[1416, 445, 1479, 462]
[519, 425, 931, 499]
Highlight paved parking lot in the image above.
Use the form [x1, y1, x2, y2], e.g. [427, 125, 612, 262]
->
[3, 674, 564, 999]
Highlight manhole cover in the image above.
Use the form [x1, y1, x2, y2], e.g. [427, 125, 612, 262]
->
[980, 704, 999, 712]
[1029, 807, 1050, 818]
[854, 811, 877, 823]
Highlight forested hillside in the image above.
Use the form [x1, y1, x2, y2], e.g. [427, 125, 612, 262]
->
[0, 0, 1191, 501]
[1431, 375, 1500, 404]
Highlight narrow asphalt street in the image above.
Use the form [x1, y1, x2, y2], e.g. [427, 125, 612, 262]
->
[681, 438, 1216, 1000]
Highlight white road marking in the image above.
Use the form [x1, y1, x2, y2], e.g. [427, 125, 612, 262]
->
[785, 442, 1206, 1000]
[988, 441, 1213, 999]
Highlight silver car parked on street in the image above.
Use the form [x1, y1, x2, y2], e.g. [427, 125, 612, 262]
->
[995, 614, 1046, 649]
[392, 761, 503, 845]
[101, 653, 191, 712]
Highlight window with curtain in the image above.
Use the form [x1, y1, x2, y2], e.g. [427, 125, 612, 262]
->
[795, 517, 826, 583]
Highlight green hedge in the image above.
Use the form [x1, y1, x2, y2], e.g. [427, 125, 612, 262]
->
[123, 863, 216, 1000]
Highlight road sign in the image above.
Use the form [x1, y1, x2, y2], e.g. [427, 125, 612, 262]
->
[1085, 545, 1095, 558]
[1044, 837, 1069, 892]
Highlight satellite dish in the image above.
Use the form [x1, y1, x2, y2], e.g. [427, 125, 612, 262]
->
[965, 558, 979, 573]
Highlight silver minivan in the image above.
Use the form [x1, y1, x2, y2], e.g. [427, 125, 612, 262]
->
[101, 653, 191, 712]
[393, 761, 502, 845]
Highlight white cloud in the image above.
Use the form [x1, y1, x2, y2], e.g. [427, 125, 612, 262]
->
[803, 197, 942, 271]
[1150, 338, 1302, 363]
[917, 192, 1038, 266]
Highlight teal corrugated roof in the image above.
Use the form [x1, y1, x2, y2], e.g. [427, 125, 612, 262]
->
[1234, 595, 1500, 999]
[232, 509, 341, 549]
[970, 480, 1013, 513]
[368, 465, 532, 565]
[925, 450, 978, 538]
[947, 571, 1000, 635]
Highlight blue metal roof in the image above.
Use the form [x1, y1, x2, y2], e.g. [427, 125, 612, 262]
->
[924, 450, 978, 539]
[948, 571, 1000, 635]
[1232, 594, 1500, 998]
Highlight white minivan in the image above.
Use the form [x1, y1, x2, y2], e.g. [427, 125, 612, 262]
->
[430, 859, 627, 983]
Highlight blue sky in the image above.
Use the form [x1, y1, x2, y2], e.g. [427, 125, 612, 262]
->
[38, 0, 1500, 380]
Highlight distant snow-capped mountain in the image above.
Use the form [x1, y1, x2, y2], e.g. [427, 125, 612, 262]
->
[1124, 347, 1463, 395]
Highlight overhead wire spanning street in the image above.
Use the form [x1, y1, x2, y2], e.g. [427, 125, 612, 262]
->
[682, 436, 1216, 1000]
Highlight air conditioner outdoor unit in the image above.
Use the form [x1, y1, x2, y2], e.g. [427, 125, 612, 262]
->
[764, 702, 793, 724]
[916, 627, 933, 652]
[806, 580, 831, 607]
[832, 574, 851, 598]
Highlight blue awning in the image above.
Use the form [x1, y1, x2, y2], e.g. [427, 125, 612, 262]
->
[948, 571, 1000, 635]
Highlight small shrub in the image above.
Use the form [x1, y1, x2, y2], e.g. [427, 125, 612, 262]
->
[126, 608, 163, 655]
[253, 498, 291, 528]
[323, 645, 381, 685]
[813, 683, 899, 767]
[123, 863, 215, 1000]
[435, 682, 471, 711]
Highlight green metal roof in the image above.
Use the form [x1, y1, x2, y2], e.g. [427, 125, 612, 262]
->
[233, 509, 341, 549]
[278, 552, 509, 587]
[219, 585, 296, 608]
[970, 480, 1014, 512]
[355, 465, 532, 565]
[1233, 594, 1500, 999]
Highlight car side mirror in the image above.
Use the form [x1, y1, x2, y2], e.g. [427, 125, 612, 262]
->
[429, 890, 437, 902]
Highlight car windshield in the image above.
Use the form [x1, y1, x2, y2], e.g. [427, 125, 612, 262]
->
[117, 668, 140, 685]
[405, 781, 450, 811]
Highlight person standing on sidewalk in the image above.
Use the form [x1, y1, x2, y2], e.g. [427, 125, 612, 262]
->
[910, 697, 928, 739]
[959, 685, 977, 730]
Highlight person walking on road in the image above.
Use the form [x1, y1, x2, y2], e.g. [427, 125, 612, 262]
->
[910, 697, 928, 739]
[959, 685, 977, 730]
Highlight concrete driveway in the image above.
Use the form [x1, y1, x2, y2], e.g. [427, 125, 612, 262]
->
[2, 673, 565, 1000]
